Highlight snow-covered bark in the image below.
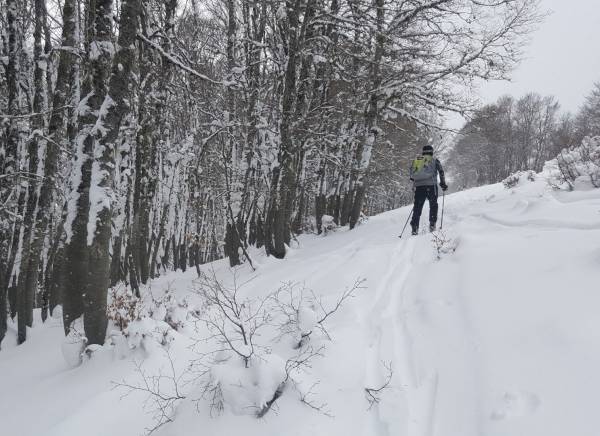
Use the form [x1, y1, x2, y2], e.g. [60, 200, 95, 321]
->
[62, 0, 116, 342]
[14, 0, 49, 344]
[1, 0, 25, 346]
[83, 0, 141, 345]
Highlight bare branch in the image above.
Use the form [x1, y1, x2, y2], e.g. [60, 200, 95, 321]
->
[364, 361, 394, 410]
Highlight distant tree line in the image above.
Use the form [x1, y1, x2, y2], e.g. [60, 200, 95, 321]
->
[448, 83, 600, 189]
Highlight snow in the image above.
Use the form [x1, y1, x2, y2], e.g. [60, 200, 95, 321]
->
[64, 132, 87, 244]
[276, 3, 287, 20]
[211, 353, 287, 416]
[2, 175, 600, 436]
[86, 158, 110, 245]
[61, 318, 86, 368]
[87, 95, 117, 245]
[297, 303, 318, 336]
[89, 40, 115, 61]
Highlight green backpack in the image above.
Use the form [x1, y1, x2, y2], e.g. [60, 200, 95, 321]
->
[411, 155, 436, 182]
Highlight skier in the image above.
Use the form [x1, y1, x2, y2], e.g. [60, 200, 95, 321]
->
[409, 145, 447, 235]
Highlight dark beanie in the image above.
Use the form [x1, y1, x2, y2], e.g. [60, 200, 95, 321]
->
[422, 145, 434, 155]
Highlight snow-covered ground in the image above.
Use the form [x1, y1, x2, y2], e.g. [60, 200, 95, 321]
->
[2, 175, 600, 436]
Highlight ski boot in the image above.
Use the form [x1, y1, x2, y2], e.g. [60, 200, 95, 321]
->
[429, 223, 436, 232]
[411, 225, 418, 236]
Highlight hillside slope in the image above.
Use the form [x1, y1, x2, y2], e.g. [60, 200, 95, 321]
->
[2, 176, 600, 436]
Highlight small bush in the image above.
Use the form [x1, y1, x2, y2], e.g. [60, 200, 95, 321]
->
[148, 290, 196, 331]
[502, 170, 536, 189]
[107, 286, 141, 331]
[431, 230, 459, 260]
[546, 136, 600, 190]
[321, 215, 338, 235]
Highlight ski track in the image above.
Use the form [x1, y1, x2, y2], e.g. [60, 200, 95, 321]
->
[478, 213, 600, 230]
[363, 207, 487, 436]
[365, 237, 410, 436]
[384, 237, 434, 436]
[364, 228, 443, 436]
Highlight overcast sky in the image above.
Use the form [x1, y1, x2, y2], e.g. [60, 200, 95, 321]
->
[447, 0, 600, 129]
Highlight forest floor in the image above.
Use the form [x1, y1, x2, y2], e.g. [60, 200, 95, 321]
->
[2, 174, 600, 436]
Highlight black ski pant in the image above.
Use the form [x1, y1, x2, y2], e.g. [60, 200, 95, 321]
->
[410, 185, 438, 228]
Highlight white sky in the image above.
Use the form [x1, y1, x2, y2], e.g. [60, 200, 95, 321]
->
[447, 0, 600, 129]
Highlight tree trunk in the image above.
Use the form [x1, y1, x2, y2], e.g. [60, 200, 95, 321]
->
[63, 0, 114, 339]
[349, 0, 384, 229]
[83, 0, 141, 345]
[16, 0, 47, 343]
[268, 0, 302, 258]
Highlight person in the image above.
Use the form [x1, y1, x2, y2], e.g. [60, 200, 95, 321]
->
[409, 145, 447, 235]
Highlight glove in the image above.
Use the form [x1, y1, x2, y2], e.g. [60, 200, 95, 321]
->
[440, 182, 448, 191]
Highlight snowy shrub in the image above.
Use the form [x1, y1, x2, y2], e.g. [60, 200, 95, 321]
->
[107, 287, 169, 357]
[148, 289, 197, 332]
[502, 173, 519, 188]
[271, 282, 319, 347]
[128, 319, 174, 351]
[191, 269, 286, 415]
[194, 270, 272, 367]
[108, 285, 194, 358]
[271, 279, 365, 348]
[196, 280, 288, 412]
[61, 319, 87, 367]
[204, 352, 287, 416]
[502, 170, 536, 189]
[358, 210, 369, 225]
[107, 286, 141, 331]
[113, 270, 359, 429]
[321, 214, 337, 235]
[431, 230, 459, 260]
[190, 271, 362, 418]
[110, 317, 177, 359]
[545, 136, 600, 190]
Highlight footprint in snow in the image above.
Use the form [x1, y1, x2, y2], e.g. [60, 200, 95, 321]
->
[490, 390, 540, 420]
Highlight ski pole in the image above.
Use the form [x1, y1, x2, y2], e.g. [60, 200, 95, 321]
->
[440, 189, 445, 230]
[399, 207, 414, 238]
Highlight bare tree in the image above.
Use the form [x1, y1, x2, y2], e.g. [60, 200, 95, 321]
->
[449, 92, 561, 188]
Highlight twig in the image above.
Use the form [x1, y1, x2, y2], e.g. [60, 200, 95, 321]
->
[0, 105, 72, 120]
[364, 361, 393, 410]
[137, 33, 221, 85]
[112, 349, 186, 435]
